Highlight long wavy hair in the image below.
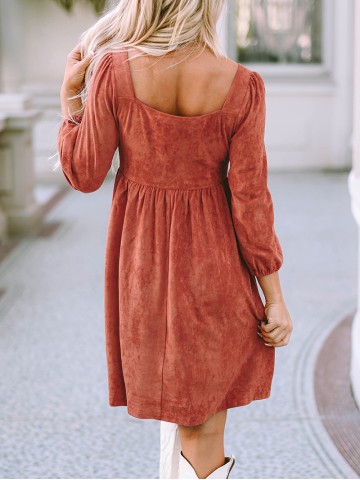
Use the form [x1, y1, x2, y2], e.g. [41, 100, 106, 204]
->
[52, 0, 228, 174]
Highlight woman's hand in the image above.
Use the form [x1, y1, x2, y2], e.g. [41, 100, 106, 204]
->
[61, 43, 93, 94]
[60, 43, 93, 118]
[257, 300, 293, 347]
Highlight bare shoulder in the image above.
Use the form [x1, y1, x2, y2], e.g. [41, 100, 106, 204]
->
[218, 54, 256, 77]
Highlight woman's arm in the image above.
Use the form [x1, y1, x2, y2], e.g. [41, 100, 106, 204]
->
[227, 71, 283, 278]
[227, 70, 293, 347]
[257, 270, 283, 303]
[57, 46, 119, 193]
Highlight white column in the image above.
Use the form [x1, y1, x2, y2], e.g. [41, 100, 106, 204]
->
[0, 0, 26, 93]
[0, 95, 43, 235]
[0, 114, 7, 242]
[348, 0, 360, 408]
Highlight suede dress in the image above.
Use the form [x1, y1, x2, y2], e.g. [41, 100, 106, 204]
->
[57, 49, 284, 427]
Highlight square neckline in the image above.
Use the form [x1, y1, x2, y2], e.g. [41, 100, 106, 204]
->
[125, 48, 240, 120]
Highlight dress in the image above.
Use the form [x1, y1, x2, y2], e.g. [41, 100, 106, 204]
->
[57, 49, 284, 427]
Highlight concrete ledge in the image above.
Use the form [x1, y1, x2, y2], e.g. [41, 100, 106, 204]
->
[0, 183, 68, 251]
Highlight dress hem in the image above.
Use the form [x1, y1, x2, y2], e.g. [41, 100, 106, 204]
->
[107, 388, 272, 426]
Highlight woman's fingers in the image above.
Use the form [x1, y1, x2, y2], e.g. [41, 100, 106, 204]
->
[67, 43, 82, 62]
[62, 43, 93, 93]
[261, 319, 281, 333]
[257, 323, 292, 347]
[260, 327, 285, 344]
[268, 331, 292, 347]
[258, 329, 291, 347]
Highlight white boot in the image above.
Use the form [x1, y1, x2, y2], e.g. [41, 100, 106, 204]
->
[178, 450, 236, 479]
[159, 421, 181, 479]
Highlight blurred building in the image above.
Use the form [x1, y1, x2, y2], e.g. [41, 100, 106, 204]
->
[0, 0, 359, 406]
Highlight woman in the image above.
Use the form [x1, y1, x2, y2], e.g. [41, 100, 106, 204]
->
[56, 0, 293, 478]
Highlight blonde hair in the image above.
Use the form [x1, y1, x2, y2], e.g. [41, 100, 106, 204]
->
[52, 0, 227, 174]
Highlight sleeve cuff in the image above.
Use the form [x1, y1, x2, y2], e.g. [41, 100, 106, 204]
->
[251, 261, 283, 278]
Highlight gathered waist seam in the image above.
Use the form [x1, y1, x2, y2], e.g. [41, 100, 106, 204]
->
[117, 169, 225, 191]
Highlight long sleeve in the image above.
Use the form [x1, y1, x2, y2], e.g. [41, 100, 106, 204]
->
[57, 52, 119, 193]
[227, 71, 283, 278]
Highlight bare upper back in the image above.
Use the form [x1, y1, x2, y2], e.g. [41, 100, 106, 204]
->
[127, 45, 239, 117]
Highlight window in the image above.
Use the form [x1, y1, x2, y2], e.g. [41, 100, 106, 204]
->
[231, 0, 323, 65]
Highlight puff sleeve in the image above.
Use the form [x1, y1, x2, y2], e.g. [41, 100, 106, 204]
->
[57, 52, 119, 193]
[227, 71, 283, 278]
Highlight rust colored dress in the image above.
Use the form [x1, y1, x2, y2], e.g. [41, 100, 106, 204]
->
[57, 49, 283, 427]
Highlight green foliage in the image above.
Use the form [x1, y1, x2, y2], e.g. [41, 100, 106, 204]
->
[53, 0, 107, 15]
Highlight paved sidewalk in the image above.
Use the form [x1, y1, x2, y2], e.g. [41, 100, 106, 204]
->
[0, 171, 358, 479]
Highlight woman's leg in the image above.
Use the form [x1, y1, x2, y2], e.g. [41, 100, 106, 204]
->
[177, 409, 228, 479]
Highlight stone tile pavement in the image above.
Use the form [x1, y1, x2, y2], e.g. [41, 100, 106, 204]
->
[0, 171, 359, 479]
